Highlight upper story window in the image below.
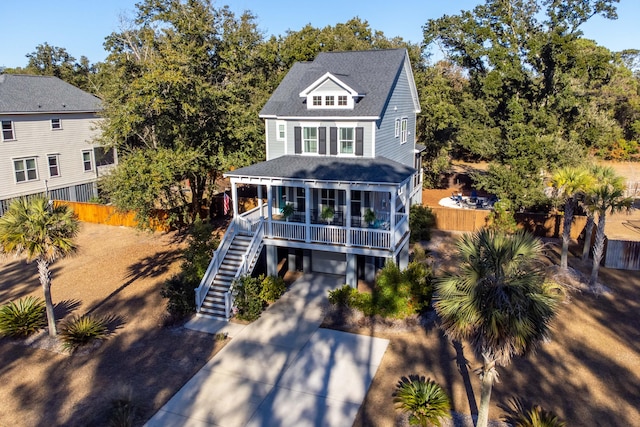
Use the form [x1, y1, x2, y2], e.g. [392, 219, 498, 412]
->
[276, 121, 285, 141]
[312, 96, 322, 106]
[303, 127, 318, 153]
[48, 155, 60, 177]
[400, 118, 408, 144]
[339, 128, 354, 154]
[51, 118, 62, 130]
[2, 120, 15, 141]
[338, 95, 348, 106]
[14, 157, 38, 182]
[395, 118, 400, 138]
[325, 96, 334, 106]
[82, 150, 93, 172]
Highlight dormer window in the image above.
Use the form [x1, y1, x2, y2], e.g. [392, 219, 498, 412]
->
[300, 72, 364, 110]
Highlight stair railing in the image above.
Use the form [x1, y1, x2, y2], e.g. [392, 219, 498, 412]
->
[225, 217, 265, 319]
[195, 220, 239, 312]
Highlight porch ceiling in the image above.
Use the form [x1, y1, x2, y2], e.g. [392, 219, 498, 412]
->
[225, 155, 415, 186]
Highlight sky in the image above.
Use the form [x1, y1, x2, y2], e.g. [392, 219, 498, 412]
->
[1, 0, 639, 69]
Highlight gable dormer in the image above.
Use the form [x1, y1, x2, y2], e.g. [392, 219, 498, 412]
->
[299, 72, 364, 110]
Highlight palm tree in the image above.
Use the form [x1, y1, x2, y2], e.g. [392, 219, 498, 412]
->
[0, 197, 79, 336]
[586, 179, 633, 288]
[580, 166, 618, 262]
[550, 166, 593, 270]
[434, 229, 562, 427]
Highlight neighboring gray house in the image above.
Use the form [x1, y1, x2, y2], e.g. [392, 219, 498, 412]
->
[0, 74, 115, 215]
[196, 49, 424, 319]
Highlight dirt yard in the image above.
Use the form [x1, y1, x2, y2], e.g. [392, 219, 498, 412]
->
[0, 222, 226, 427]
[350, 232, 640, 427]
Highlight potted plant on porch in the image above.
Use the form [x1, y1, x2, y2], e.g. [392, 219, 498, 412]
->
[281, 203, 294, 222]
[364, 208, 376, 227]
[321, 205, 335, 224]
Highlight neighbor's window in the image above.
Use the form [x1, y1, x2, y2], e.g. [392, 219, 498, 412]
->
[395, 118, 400, 138]
[14, 157, 38, 182]
[48, 155, 60, 177]
[303, 127, 318, 153]
[401, 118, 408, 143]
[312, 96, 322, 106]
[82, 150, 93, 171]
[339, 127, 354, 154]
[2, 120, 15, 140]
[94, 147, 115, 166]
[51, 118, 62, 130]
[338, 95, 348, 106]
[325, 95, 335, 106]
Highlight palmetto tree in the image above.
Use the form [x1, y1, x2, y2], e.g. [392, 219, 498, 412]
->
[434, 229, 562, 427]
[550, 166, 593, 270]
[586, 179, 633, 288]
[580, 166, 619, 262]
[0, 197, 79, 336]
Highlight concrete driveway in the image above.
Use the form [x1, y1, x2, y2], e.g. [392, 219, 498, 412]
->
[145, 274, 389, 427]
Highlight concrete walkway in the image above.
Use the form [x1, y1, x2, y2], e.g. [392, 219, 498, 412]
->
[145, 274, 389, 427]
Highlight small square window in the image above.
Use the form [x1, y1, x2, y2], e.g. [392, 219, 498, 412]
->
[338, 96, 348, 106]
[313, 96, 322, 106]
[2, 120, 15, 140]
[82, 150, 93, 172]
[325, 96, 334, 106]
[51, 118, 62, 130]
[48, 155, 60, 177]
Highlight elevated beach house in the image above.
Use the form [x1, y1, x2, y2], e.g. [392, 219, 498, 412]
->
[0, 74, 115, 215]
[196, 49, 424, 318]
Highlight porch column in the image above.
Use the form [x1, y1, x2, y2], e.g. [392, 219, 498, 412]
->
[397, 240, 409, 270]
[266, 183, 273, 237]
[258, 185, 264, 218]
[390, 189, 397, 248]
[346, 253, 357, 288]
[305, 185, 311, 243]
[231, 181, 239, 218]
[345, 189, 352, 246]
[267, 245, 278, 276]
[303, 249, 312, 273]
[288, 248, 297, 273]
[364, 256, 376, 284]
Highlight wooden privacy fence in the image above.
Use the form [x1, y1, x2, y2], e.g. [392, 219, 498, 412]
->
[429, 206, 587, 239]
[54, 201, 170, 231]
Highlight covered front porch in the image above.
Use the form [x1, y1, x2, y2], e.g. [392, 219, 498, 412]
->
[225, 156, 416, 253]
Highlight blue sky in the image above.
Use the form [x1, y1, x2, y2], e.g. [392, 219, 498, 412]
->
[1, 0, 638, 68]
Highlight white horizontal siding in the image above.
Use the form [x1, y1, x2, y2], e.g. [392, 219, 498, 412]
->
[0, 113, 103, 199]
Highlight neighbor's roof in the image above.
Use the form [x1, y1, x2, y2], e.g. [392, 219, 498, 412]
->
[260, 49, 409, 119]
[0, 74, 102, 114]
[225, 155, 416, 185]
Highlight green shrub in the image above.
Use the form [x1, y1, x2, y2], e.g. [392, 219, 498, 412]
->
[410, 205, 435, 243]
[393, 375, 451, 426]
[161, 218, 218, 315]
[260, 275, 287, 303]
[487, 201, 518, 234]
[108, 397, 136, 427]
[328, 284, 359, 307]
[510, 405, 566, 427]
[161, 274, 196, 316]
[233, 275, 264, 322]
[327, 261, 434, 319]
[59, 314, 109, 351]
[0, 296, 46, 337]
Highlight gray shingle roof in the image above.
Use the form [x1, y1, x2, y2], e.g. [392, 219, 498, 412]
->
[0, 74, 102, 113]
[225, 155, 415, 185]
[259, 49, 407, 118]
